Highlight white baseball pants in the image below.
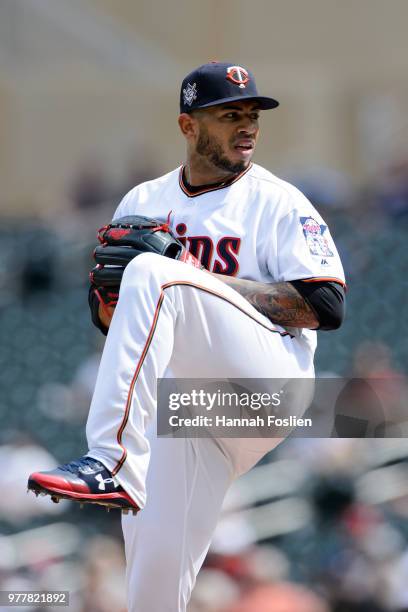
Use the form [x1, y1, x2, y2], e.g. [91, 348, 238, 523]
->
[86, 253, 314, 612]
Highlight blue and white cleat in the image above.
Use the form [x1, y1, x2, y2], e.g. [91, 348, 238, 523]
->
[28, 456, 139, 515]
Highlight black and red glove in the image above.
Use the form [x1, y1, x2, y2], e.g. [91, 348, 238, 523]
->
[89, 215, 203, 334]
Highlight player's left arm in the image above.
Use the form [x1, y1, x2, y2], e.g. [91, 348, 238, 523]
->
[213, 275, 345, 330]
[229, 197, 347, 330]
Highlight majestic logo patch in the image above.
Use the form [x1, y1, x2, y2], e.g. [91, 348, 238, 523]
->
[226, 66, 249, 88]
[183, 82, 198, 106]
[300, 217, 334, 257]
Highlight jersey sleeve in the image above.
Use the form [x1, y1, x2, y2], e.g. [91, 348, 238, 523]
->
[268, 207, 346, 286]
[111, 186, 141, 221]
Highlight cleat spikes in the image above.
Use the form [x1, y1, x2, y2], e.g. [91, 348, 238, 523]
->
[51, 496, 60, 504]
[122, 509, 129, 515]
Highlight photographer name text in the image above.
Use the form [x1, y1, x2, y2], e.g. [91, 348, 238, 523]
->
[168, 415, 312, 428]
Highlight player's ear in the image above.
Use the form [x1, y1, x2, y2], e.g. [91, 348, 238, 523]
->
[178, 113, 199, 140]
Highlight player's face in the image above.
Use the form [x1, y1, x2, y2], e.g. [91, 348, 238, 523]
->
[194, 101, 260, 174]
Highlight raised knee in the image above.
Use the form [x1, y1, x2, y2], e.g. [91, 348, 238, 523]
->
[123, 252, 188, 287]
[128, 251, 162, 271]
[122, 252, 164, 285]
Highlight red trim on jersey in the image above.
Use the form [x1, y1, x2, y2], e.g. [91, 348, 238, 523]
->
[179, 164, 252, 197]
[300, 277, 346, 287]
[111, 292, 165, 477]
[111, 279, 293, 476]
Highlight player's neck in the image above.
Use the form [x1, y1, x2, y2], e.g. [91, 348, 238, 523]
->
[184, 157, 239, 187]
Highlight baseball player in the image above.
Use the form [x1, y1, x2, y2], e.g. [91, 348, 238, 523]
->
[28, 62, 346, 611]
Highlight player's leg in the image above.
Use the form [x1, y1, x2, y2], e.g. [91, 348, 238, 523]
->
[101, 254, 311, 612]
[29, 252, 312, 510]
[122, 421, 233, 612]
[27, 253, 179, 511]
[28, 252, 313, 610]
[85, 252, 312, 497]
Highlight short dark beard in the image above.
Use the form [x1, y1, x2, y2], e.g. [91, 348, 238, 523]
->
[196, 124, 248, 174]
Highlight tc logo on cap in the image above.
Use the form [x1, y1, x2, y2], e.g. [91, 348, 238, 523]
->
[226, 66, 249, 89]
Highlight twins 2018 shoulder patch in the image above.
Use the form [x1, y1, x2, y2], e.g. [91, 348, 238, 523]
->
[300, 217, 334, 258]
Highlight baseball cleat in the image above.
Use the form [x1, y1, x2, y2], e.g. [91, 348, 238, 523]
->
[28, 456, 139, 515]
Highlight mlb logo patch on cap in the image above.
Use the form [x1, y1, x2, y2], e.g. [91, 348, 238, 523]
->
[182, 82, 198, 107]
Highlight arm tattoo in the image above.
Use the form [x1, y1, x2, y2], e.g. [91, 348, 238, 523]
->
[214, 275, 319, 329]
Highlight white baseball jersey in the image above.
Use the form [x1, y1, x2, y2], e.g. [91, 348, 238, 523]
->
[86, 161, 345, 611]
[114, 162, 345, 352]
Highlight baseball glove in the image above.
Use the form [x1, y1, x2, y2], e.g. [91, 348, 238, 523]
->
[89, 215, 202, 332]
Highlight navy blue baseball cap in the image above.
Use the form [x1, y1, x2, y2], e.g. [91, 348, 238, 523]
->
[180, 61, 279, 114]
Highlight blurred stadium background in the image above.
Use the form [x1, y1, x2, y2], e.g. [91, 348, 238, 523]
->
[0, 0, 407, 610]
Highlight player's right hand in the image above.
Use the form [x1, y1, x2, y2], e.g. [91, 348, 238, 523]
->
[88, 284, 118, 335]
[98, 301, 115, 328]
